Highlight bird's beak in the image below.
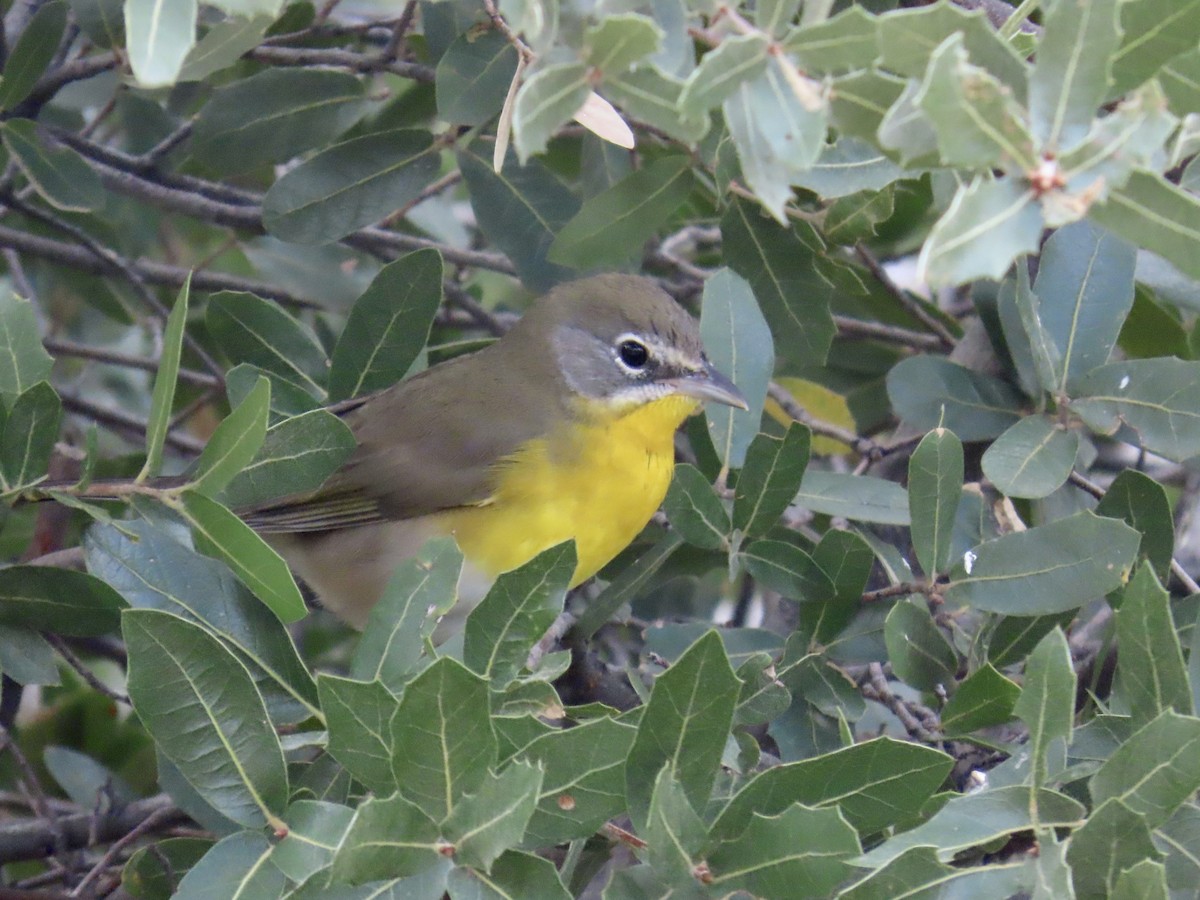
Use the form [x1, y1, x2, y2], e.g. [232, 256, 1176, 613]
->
[669, 363, 749, 410]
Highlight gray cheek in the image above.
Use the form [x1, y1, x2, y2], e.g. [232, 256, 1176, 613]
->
[553, 326, 625, 398]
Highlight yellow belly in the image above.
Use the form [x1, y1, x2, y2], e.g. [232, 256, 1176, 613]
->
[441, 395, 699, 585]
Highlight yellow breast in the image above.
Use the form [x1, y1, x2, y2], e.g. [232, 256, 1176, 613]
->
[441, 395, 700, 585]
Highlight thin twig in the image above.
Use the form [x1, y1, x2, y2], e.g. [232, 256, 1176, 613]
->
[767, 381, 885, 460]
[43, 634, 130, 707]
[0, 723, 71, 871]
[43, 338, 222, 388]
[69, 805, 179, 897]
[59, 393, 204, 456]
[854, 244, 958, 350]
[861, 662, 942, 743]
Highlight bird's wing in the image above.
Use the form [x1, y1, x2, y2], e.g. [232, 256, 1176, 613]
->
[238, 345, 560, 533]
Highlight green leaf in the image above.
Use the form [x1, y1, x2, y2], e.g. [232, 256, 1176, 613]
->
[823, 187, 895, 244]
[573, 530, 684, 640]
[1116, 564, 1191, 724]
[945, 511, 1140, 614]
[317, 675, 398, 796]
[519, 717, 635, 845]
[271, 800, 354, 884]
[742, 539, 836, 602]
[796, 472, 910, 525]
[179, 489, 307, 623]
[782, 6, 878, 73]
[123, 609, 288, 828]
[828, 70, 907, 144]
[1013, 628, 1075, 788]
[1092, 710, 1200, 829]
[221, 409, 355, 511]
[887, 355, 1024, 441]
[192, 377, 270, 498]
[1089, 170, 1200, 281]
[178, 13, 274, 83]
[584, 14, 662, 75]
[916, 34, 1036, 170]
[263, 129, 442, 244]
[857, 785, 1086, 867]
[328, 249, 443, 401]
[839, 847, 1031, 900]
[442, 761, 542, 870]
[0, 626, 58, 686]
[173, 831, 285, 900]
[0, 566, 125, 636]
[663, 464, 730, 550]
[917, 177, 1042, 287]
[940, 663, 1020, 735]
[875, 1, 1027, 97]
[603, 67, 710, 145]
[435, 30, 519, 127]
[1035, 220, 1137, 393]
[733, 423, 811, 540]
[548, 156, 693, 269]
[884, 598, 957, 692]
[721, 197, 836, 365]
[458, 144, 579, 293]
[0, 381, 60, 491]
[1, 119, 104, 212]
[700, 268, 774, 469]
[1065, 798, 1162, 899]
[710, 737, 952, 838]
[644, 766, 707, 883]
[679, 34, 770, 117]
[351, 537, 463, 689]
[512, 63, 589, 163]
[0, 2, 67, 110]
[191, 68, 366, 172]
[446, 850, 569, 899]
[1111, 0, 1200, 95]
[876, 80, 939, 167]
[140, 277, 190, 482]
[330, 793, 442, 883]
[1001, 265, 1062, 398]
[464, 542, 575, 686]
[723, 60, 828, 221]
[1071, 358, 1200, 462]
[1112, 859, 1170, 900]
[0, 291, 52, 397]
[1095, 470, 1174, 580]
[1155, 801, 1200, 893]
[1029, 0, 1121, 152]
[85, 521, 318, 721]
[981, 415, 1079, 500]
[708, 803, 859, 897]
[390, 657, 495, 822]
[625, 630, 740, 831]
[70, 0, 124, 49]
[125, 0, 196, 87]
[206, 291, 327, 398]
[908, 427, 963, 577]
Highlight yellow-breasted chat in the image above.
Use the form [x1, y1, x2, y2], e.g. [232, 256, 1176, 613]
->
[239, 273, 747, 628]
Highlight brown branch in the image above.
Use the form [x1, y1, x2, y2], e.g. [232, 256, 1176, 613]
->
[68, 805, 179, 897]
[0, 795, 187, 865]
[246, 45, 435, 82]
[860, 662, 942, 743]
[43, 634, 130, 707]
[43, 338, 221, 388]
[59, 393, 204, 456]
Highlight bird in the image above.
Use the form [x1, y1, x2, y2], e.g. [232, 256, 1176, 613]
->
[239, 273, 748, 628]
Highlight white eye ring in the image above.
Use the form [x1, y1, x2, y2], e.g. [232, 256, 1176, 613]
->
[616, 335, 650, 371]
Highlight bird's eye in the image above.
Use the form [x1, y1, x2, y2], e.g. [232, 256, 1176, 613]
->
[618, 339, 649, 369]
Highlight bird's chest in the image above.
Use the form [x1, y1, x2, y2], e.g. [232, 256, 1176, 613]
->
[444, 396, 697, 584]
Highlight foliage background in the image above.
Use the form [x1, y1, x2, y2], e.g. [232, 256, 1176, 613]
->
[0, 0, 1199, 896]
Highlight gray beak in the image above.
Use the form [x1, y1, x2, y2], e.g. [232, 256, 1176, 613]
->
[670, 362, 749, 410]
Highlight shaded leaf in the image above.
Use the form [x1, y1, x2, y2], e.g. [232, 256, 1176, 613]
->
[1066, 798, 1163, 899]
[192, 377, 270, 498]
[1091, 710, 1200, 829]
[887, 355, 1024, 441]
[700, 268, 774, 469]
[884, 598, 957, 692]
[1089, 171, 1200, 281]
[1, 119, 104, 212]
[512, 63, 589, 163]
[0, 291, 52, 397]
[0, 566, 125, 636]
[981, 416, 1079, 500]
[796, 472, 910, 525]
[908, 427, 963, 577]
[1117, 564, 1191, 725]
[328, 249, 443, 401]
[443, 761, 542, 870]
[435, 30, 519, 127]
[1013, 628, 1075, 787]
[263, 129, 441, 244]
[0, 381, 61, 491]
[940, 663, 1020, 735]
[0, 2, 68, 110]
[664, 463, 730, 550]
[206, 291, 327, 398]
[140, 278, 190, 482]
[733, 423, 811, 540]
[1095, 470, 1174, 580]
[317, 675, 398, 796]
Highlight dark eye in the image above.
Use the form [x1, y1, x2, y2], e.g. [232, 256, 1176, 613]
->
[618, 339, 649, 369]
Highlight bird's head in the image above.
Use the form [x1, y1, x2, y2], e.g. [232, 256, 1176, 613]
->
[515, 274, 749, 416]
